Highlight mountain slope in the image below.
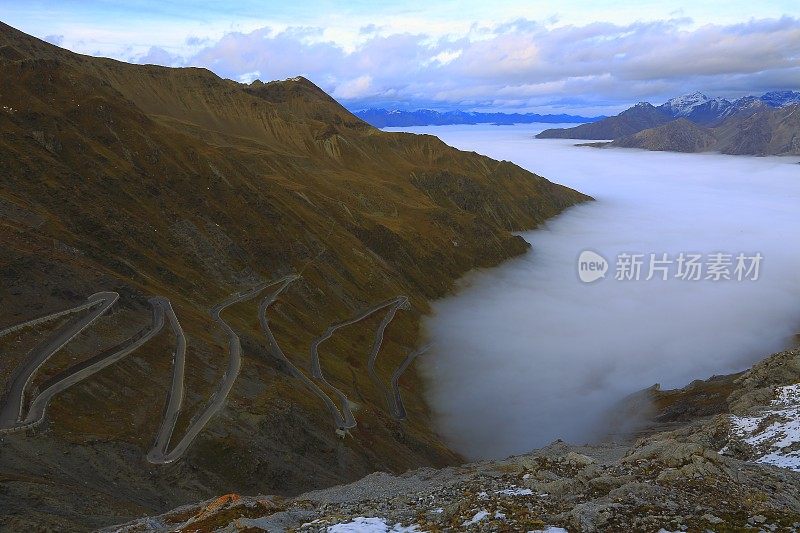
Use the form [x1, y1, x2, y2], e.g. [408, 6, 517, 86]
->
[539, 90, 800, 142]
[536, 103, 673, 140]
[0, 21, 590, 530]
[715, 104, 800, 155]
[607, 105, 800, 155]
[610, 118, 718, 152]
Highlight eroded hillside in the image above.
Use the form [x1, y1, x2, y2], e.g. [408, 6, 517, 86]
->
[0, 22, 590, 530]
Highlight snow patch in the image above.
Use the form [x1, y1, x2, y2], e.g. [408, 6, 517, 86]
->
[497, 486, 534, 496]
[724, 383, 800, 471]
[462, 510, 490, 526]
[661, 92, 711, 116]
[327, 517, 422, 532]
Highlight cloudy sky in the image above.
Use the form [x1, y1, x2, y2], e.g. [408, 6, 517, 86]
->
[5, 1, 800, 114]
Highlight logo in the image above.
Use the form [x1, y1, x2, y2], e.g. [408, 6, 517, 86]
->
[576, 250, 762, 283]
[577, 250, 608, 283]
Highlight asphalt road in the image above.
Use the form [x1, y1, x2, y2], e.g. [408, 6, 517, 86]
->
[366, 297, 410, 417]
[146, 299, 187, 464]
[146, 280, 276, 464]
[0, 279, 426, 456]
[388, 344, 431, 420]
[309, 296, 409, 430]
[20, 298, 167, 431]
[0, 280, 296, 461]
[256, 274, 354, 431]
[0, 292, 119, 430]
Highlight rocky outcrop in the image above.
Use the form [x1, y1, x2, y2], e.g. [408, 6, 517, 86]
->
[108, 438, 800, 532]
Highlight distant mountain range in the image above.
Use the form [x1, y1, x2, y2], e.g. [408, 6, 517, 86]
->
[537, 90, 800, 156]
[533, 102, 673, 140]
[354, 108, 605, 128]
[607, 106, 800, 155]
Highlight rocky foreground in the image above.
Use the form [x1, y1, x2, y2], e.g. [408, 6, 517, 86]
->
[109, 349, 800, 532]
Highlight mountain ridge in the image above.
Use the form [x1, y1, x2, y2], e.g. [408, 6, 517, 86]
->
[0, 21, 591, 530]
[537, 102, 673, 140]
[606, 104, 800, 155]
[354, 108, 604, 128]
[537, 89, 800, 155]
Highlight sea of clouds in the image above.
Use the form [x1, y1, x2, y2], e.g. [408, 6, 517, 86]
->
[388, 124, 800, 460]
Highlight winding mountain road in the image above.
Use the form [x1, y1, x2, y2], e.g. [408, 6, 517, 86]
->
[1, 278, 426, 456]
[257, 275, 356, 431]
[0, 292, 120, 430]
[0, 280, 285, 462]
[20, 298, 167, 432]
[388, 344, 431, 420]
[147, 279, 284, 464]
[366, 297, 410, 416]
[309, 296, 409, 430]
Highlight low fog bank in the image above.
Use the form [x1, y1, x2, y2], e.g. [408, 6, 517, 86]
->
[390, 124, 800, 460]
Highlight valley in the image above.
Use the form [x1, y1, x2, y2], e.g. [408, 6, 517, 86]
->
[389, 124, 800, 459]
[2, 8, 800, 530]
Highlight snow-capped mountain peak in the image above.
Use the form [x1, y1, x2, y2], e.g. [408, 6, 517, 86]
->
[661, 92, 709, 115]
[659, 92, 734, 118]
[658, 92, 734, 124]
[760, 90, 800, 108]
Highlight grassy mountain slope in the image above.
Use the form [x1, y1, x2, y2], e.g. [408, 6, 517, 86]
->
[715, 104, 800, 155]
[606, 106, 800, 155]
[0, 22, 590, 530]
[536, 103, 673, 140]
[610, 118, 718, 152]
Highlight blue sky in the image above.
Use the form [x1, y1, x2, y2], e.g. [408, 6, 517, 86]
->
[4, 1, 800, 114]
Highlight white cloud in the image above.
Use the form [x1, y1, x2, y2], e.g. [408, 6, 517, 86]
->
[428, 48, 462, 66]
[332, 75, 374, 99]
[137, 46, 184, 66]
[43, 34, 64, 46]
[412, 125, 800, 459]
[13, 6, 800, 113]
[237, 70, 261, 83]
[174, 16, 799, 113]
